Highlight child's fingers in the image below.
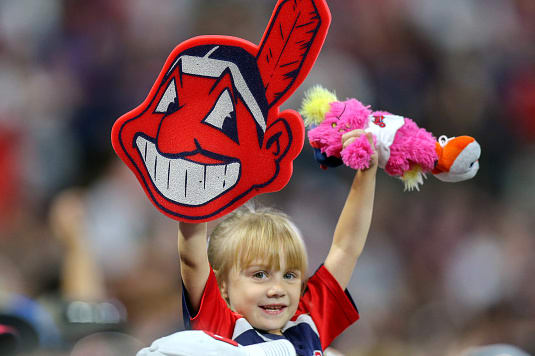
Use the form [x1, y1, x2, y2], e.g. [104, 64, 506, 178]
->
[341, 129, 364, 148]
[341, 129, 364, 141]
[341, 129, 378, 150]
[342, 130, 379, 167]
[365, 132, 375, 146]
[343, 136, 356, 149]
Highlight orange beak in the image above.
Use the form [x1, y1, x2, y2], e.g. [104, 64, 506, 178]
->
[432, 136, 476, 174]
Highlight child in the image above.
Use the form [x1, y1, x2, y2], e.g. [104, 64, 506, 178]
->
[178, 129, 377, 355]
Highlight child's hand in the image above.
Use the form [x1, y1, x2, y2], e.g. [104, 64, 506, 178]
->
[341, 129, 378, 170]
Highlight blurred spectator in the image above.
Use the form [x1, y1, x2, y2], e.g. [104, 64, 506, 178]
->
[460, 343, 531, 356]
[0, 125, 22, 230]
[0, 292, 60, 353]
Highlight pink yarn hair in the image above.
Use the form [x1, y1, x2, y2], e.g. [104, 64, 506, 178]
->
[308, 100, 437, 173]
[384, 117, 436, 176]
[308, 99, 375, 168]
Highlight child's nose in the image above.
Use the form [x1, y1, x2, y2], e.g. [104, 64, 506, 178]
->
[266, 283, 285, 298]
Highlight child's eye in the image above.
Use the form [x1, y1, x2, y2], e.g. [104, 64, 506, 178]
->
[283, 272, 297, 280]
[252, 271, 268, 279]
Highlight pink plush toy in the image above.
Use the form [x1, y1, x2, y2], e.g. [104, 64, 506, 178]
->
[300, 86, 481, 190]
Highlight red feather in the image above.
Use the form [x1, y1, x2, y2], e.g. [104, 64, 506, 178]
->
[256, 0, 330, 108]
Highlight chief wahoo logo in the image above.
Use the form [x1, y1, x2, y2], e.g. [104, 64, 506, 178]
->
[112, 0, 331, 222]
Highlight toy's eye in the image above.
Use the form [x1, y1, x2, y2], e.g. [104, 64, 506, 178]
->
[202, 89, 238, 143]
[331, 122, 337, 128]
[154, 79, 179, 114]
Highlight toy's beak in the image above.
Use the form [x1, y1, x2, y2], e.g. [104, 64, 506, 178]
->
[432, 136, 481, 182]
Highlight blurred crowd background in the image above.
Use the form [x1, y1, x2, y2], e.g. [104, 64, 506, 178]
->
[1, 0, 534, 355]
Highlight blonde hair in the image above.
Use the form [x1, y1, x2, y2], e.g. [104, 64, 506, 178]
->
[207, 204, 308, 284]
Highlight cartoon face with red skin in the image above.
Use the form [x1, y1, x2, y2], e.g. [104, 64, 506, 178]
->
[112, 0, 331, 222]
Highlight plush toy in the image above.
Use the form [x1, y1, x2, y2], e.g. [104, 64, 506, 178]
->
[300, 86, 481, 190]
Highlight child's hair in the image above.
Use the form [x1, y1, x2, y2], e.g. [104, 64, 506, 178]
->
[207, 204, 308, 284]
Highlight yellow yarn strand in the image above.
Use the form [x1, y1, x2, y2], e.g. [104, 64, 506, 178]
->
[300, 85, 337, 126]
[401, 165, 427, 191]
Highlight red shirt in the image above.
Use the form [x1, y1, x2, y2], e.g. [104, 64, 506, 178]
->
[182, 265, 359, 355]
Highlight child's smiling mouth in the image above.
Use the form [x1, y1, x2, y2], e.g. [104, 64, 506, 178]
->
[259, 304, 287, 315]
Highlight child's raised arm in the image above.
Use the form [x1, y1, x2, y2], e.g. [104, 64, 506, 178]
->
[324, 130, 377, 290]
[178, 222, 210, 313]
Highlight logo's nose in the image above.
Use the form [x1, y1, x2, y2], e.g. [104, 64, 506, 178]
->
[156, 112, 200, 155]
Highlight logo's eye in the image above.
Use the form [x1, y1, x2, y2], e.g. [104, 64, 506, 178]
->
[202, 89, 238, 144]
[154, 79, 179, 114]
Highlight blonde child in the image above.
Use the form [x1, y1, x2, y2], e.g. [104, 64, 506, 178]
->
[178, 130, 377, 355]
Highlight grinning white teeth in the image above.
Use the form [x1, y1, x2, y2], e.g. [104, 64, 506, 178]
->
[262, 306, 283, 310]
[135, 136, 240, 206]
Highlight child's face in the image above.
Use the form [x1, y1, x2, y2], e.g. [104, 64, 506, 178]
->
[221, 259, 302, 334]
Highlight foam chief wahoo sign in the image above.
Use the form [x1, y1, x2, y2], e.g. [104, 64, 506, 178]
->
[112, 0, 330, 222]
